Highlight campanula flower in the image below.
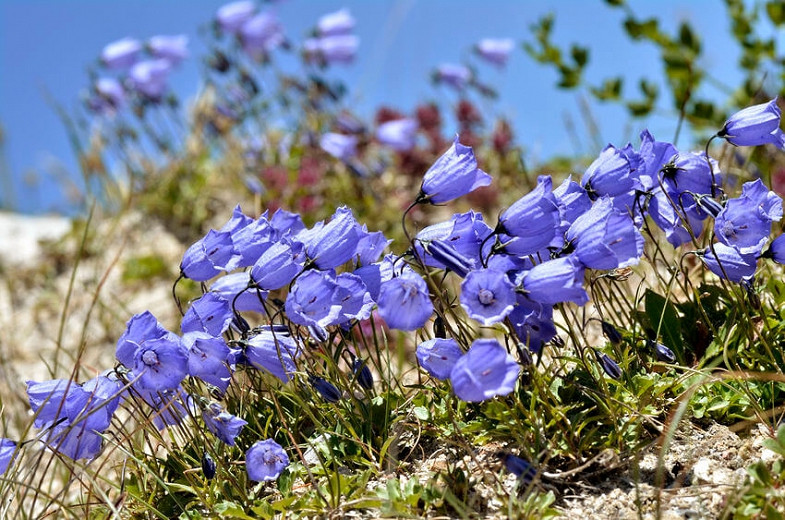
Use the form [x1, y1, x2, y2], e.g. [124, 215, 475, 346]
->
[183, 331, 232, 393]
[0, 440, 16, 476]
[304, 35, 359, 65]
[450, 339, 519, 402]
[649, 340, 676, 363]
[698, 243, 758, 282]
[553, 176, 592, 226]
[333, 272, 374, 324]
[268, 208, 306, 239]
[421, 239, 475, 277]
[320, 132, 357, 161]
[309, 376, 342, 403]
[661, 152, 717, 203]
[246, 439, 289, 482]
[647, 189, 703, 247]
[376, 118, 418, 151]
[89, 78, 125, 114]
[600, 321, 623, 346]
[148, 35, 189, 66]
[500, 453, 537, 483]
[718, 98, 785, 148]
[202, 403, 247, 446]
[714, 178, 783, 255]
[475, 38, 515, 67]
[352, 357, 374, 390]
[416, 338, 464, 380]
[116, 311, 177, 368]
[565, 197, 644, 270]
[460, 267, 517, 325]
[597, 352, 623, 380]
[582, 144, 643, 210]
[128, 59, 172, 100]
[240, 11, 285, 58]
[216, 0, 256, 33]
[434, 64, 472, 90]
[637, 130, 677, 190]
[202, 452, 217, 479]
[508, 295, 556, 354]
[522, 256, 589, 306]
[762, 234, 785, 264]
[419, 136, 491, 204]
[210, 272, 266, 313]
[416, 211, 493, 267]
[250, 238, 306, 290]
[244, 328, 300, 382]
[133, 335, 188, 391]
[100, 37, 142, 69]
[499, 175, 562, 255]
[181, 293, 234, 337]
[317, 8, 355, 36]
[355, 228, 391, 266]
[285, 270, 342, 332]
[306, 206, 362, 269]
[136, 387, 190, 430]
[229, 214, 275, 267]
[181, 229, 241, 281]
[376, 271, 434, 331]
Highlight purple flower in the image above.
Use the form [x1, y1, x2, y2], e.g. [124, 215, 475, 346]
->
[181, 292, 234, 337]
[317, 8, 355, 36]
[304, 35, 359, 65]
[133, 335, 188, 391]
[245, 328, 300, 382]
[501, 453, 537, 482]
[333, 272, 374, 324]
[460, 268, 516, 325]
[246, 439, 289, 482]
[352, 357, 374, 389]
[416, 211, 493, 268]
[285, 270, 341, 331]
[225, 210, 275, 267]
[499, 175, 562, 255]
[320, 132, 357, 161]
[508, 295, 556, 353]
[269, 208, 306, 239]
[116, 311, 175, 368]
[699, 243, 758, 282]
[306, 206, 362, 269]
[128, 59, 172, 100]
[135, 387, 190, 431]
[210, 272, 266, 313]
[89, 78, 125, 114]
[27, 379, 84, 429]
[661, 152, 717, 201]
[637, 130, 677, 190]
[250, 239, 306, 290]
[101, 37, 141, 69]
[522, 256, 589, 306]
[420, 136, 491, 204]
[240, 11, 285, 58]
[309, 376, 342, 403]
[148, 35, 188, 66]
[475, 38, 515, 67]
[183, 331, 232, 393]
[434, 64, 472, 90]
[449, 339, 519, 402]
[376, 119, 417, 151]
[553, 176, 592, 226]
[565, 197, 644, 270]
[581, 144, 643, 211]
[216, 0, 256, 33]
[421, 239, 475, 277]
[718, 98, 785, 148]
[647, 189, 704, 248]
[202, 403, 246, 446]
[0, 439, 16, 476]
[763, 234, 785, 264]
[649, 340, 676, 363]
[181, 229, 241, 281]
[377, 272, 434, 331]
[597, 353, 622, 380]
[715, 178, 782, 255]
[416, 338, 464, 380]
[80, 373, 123, 432]
[355, 228, 391, 266]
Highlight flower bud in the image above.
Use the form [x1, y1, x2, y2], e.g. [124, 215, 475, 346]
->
[309, 376, 342, 403]
[352, 358, 374, 390]
[600, 321, 623, 346]
[202, 452, 216, 480]
[597, 352, 623, 380]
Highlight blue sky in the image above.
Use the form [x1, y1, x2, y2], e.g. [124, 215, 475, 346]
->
[0, 0, 754, 213]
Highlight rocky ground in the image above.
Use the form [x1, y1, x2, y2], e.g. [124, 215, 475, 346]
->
[0, 211, 782, 518]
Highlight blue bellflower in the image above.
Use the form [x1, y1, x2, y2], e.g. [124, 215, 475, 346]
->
[508, 295, 556, 354]
[239, 11, 285, 58]
[183, 331, 232, 393]
[246, 439, 289, 482]
[244, 329, 300, 382]
[309, 376, 343, 403]
[216, 1, 256, 34]
[416, 338, 464, 380]
[475, 38, 515, 67]
[714, 178, 783, 255]
[376, 271, 434, 331]
[581, 144, 643, 211]
[285, 270, 342, 333]
[699, 243, 758, 283]
[522, 256, 589, 306]
[317, 8, 355, 36]
[419, 136, 492, 204]
[181, 292, 234, 337]
[376, 118, 418, 151]
[181, 229, 241, 281]
[460, 267, 517, 325]
[306, 206, 362, 269]
[449, 339, 520, 402]
[210, 272, 266, 313]
[202, 403, 247, 446]
[499, 175, 562, 255]
[718, 98, 785, 148]
[250, 238, 306, 290]
[0, 439, 16, 476]
[133, 335, 189, 391]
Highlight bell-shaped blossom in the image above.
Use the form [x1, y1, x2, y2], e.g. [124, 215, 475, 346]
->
[715, 178, 783, 255]
[250, 238, 306, 290]
[661, 152, 717, 203]
[285, 270, 342, 331]
[116, 311, 176, 368]
[333, 272, 374, 324]
[508, 295, 556, 354]
[320, 133, 357, 161]
[89, 78, 125, 114]
[246, 439, 289, 482]
[317, 8, 355, 36]
[352, 357, 374, 389]
[128, 59, 172, 100]
[649, 340, 676, 363]
[244, 328, 300, 382]
[202, 403, 246, 446]
[499, 175, 562, 255]
[647, 189, 703, 248]
[181, 292, 234, 337]
[305, 35, 359, 65]
[79, 373, 124, 433]
[133, 335, 188, 391]
[475, 38, 515, 67]
[581, 144, 643, 211]
[416, 338, 464, 380]
[376, 118, 418, 151]
[460, 268, 516, 325]
[148, 35, 189, 66]
[310, 376, 342, 403]
[377, 271, 433, 331]
[421, 239, 475, 278]
[240, 11, 285, 58]
[181, 229, 241, 281]
[565, 197, 644, 270]
[216, 0, 256, 33]
[553, 176, 592, 226]
[183, 331, 232, 393]
[306, 206, 362, 269]
[27, 379, 86, 429]
[0, 440, 16, 476]
[597, 353, 622, 380]
[637, 130, 677, 190]
[449, 339, 519, 402]
[699, 243, 757, 282]
[229, 214, 275, 267]
[101, 37, 142, 69]
[434, 64, 472, 90]
[762, 234, 785, 264]
[718, 98, 785, 148]
[522, 256, 588, 306]
[211, 272, 266, 313]
[419, 136, 491, 204]
[416, 211, 493, 267]
[501, 453, 537, 483]
[355, 228, 391, 266]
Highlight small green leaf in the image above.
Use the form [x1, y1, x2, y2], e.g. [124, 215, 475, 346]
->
[413, 406, 430, 421]
[766, 1, 785, 25]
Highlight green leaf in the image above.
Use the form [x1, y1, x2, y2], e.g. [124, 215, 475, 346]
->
[590, 77, 623, 101]
[570, 45, 589, 67]
[214, 501, 256, 520]
[413, 406, 430, 421]
[767, 1, 785, 25]
[678, 22, 701, 55]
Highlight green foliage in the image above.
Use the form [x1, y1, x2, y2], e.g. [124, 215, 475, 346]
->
[726, 425, 785, 518]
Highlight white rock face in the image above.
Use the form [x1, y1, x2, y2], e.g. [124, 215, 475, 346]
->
[0, 212, 71, 266]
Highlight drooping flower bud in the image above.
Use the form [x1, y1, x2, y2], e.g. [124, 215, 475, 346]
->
[202, 452, 216, 480]
[309, 376, 342, 403]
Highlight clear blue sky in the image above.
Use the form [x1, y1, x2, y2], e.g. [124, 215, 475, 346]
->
[0, 0, 752, 214]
